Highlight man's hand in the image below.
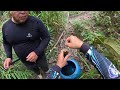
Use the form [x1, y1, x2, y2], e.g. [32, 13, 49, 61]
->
[65, 35, 83, 49]
[3, 58, 12, 69]
[26, 51, 38, 62]
[56, 49, 71, 68]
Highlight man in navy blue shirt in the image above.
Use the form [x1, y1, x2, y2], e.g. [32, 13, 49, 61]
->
[2, 11, 50, 78]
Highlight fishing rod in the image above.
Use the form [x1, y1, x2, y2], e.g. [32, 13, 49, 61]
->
[11, 58, 20, 65]
[1, 58, 20, 71]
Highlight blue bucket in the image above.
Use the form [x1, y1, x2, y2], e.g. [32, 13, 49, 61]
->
[60, 59, 82, 79]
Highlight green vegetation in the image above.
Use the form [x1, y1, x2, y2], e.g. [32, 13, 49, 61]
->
[0, 11, 120, 79]
[72, 11, 120, 78]
[69, 11, 82, 16]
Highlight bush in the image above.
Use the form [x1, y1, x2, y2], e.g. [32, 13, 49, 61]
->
[93, 11, 120, 39]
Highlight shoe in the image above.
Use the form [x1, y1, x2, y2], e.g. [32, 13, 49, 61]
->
[39, 68, 47, 79]
[36, 73, 43, 79]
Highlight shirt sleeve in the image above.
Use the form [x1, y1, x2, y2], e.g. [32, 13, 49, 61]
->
[2, 24, 12, 59]
[45, 65, 61, 79]
[80, 42, 120, 79]
[34, 19, 50, 56]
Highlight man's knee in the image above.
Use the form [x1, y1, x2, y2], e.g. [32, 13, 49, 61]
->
[23, 62, 40, 75]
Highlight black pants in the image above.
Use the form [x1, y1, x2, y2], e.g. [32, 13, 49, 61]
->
[21, 53, 49, 75]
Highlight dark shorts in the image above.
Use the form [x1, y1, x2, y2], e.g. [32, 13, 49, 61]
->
[21, 53, 49, 75]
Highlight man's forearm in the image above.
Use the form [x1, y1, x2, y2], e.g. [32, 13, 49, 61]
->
[3, 37, 12, 59]
[3, 43, 12, 59]
[34, 37, 50, 56]
[45, 65, 61, 79]
[80, 42, 120, 79]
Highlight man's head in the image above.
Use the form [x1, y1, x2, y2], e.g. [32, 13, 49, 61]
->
[10, 11, 29, 24]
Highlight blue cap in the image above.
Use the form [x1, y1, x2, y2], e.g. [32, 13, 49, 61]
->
[60, 59, 82, 79]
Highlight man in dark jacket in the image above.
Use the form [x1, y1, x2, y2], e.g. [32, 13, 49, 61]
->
[46, 35, 120, 79]
[2, 11, 50, 79]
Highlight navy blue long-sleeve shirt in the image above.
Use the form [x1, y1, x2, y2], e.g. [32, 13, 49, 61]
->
[2, 16, 50, 60]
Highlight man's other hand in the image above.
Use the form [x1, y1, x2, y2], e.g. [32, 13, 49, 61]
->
[26, 51, 38, 62]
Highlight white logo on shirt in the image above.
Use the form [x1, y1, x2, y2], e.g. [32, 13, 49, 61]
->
[26, 33, 32, 37]
[108, 63, 120, 78]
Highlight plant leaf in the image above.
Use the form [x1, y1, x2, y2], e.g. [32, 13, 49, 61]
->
[104, 38, 120, 59]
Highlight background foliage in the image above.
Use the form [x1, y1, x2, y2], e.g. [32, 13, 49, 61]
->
[0, 11, 119, 79]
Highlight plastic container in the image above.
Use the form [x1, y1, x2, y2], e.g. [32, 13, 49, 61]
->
[60, 59, 82, 79]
